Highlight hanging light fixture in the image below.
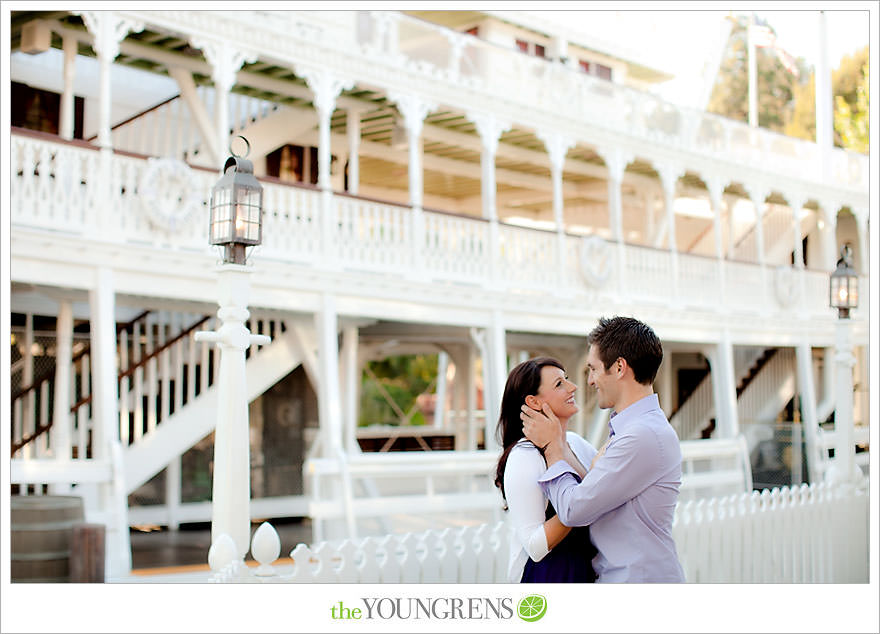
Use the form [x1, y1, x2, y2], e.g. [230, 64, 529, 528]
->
[829, 244, 859, 319]
[209, 136, 263, 265]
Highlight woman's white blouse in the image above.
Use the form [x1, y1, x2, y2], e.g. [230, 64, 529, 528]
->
[504, 431, 597, 582]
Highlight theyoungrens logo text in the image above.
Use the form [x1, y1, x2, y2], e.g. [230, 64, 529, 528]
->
[330, 597, 514, 621]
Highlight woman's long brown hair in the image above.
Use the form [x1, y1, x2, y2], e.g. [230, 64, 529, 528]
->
[494, 357, 564, 507]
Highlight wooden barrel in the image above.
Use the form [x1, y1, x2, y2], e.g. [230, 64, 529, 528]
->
[11, 495, 85, 583]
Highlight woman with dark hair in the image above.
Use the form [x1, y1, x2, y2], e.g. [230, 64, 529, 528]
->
[495, 357, 598, 583]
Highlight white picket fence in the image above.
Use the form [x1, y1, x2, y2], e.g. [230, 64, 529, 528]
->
[207, 478, 868, 583]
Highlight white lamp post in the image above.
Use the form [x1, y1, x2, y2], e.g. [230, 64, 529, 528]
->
[825, 244, 861, 485]
[195, 138, 270, 561]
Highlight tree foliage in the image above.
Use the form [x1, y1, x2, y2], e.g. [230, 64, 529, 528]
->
[707, 16, 807, 133]
[359, 354, 438, 426]
[833, 59, 869, 153]
[785, 46, 869, 150]
[708, 14, 868, 153]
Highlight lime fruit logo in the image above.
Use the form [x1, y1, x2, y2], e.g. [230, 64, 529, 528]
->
[517, 594, 547, 622]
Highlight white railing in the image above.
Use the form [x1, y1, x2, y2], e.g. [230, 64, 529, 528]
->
[679, 437, 752, 502]
[209, 520, 510, 583]
[813, 425, 871, 480]
[110, 87, 281, 165]
[673, 479, 868, 583]
[304, 450, 500, 543]
[10, 131, 859, 322]
[208, 477, 867, 583]
[357, 11, 867, 192]
[670, 377, 714, 441]
[737, 348, 796, 425]
[10, 308, 283, 489]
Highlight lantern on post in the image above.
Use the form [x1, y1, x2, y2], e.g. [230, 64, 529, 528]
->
[196, 135, 270, 567]
[829, 244, 858, 319]
[826, 242, 861, 486]
[209, 137, 263, 265]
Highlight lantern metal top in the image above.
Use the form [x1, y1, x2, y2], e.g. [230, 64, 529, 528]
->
[830, 244, 858, 318]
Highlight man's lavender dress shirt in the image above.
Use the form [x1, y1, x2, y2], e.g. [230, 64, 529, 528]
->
[538, 394, 686, 582]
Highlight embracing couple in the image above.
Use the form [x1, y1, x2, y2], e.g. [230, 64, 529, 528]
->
[495, 316, 685, 583]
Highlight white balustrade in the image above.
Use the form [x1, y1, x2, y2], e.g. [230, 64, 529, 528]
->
[335, 196, 412, 272]
[624, 243, 673, 303]
[677, 253, 721, 308]
[210, 477, 866, 583]
[370, 12, 859, 188]
[423, 212, 491, 283]
[259, 182, 323, 262]
[496, 224, 556, 289]
[10, 132, 856, 323]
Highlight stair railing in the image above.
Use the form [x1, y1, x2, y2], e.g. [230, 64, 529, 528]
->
[10, 310, 151, 457]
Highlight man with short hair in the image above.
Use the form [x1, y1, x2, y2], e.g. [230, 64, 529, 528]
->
[521, 316, 685, 582]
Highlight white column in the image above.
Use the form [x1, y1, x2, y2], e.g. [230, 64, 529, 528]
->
[59, 36, 78, 140]
[193, 265, 270, 559]
[78, 12, 143, 149]
[747, 187, 769, 307]
[819, 201, 839, 270]
[341, 325, 360, 453]
[299, 68, 354, 190]
[597, 146, 632, 295]
[484, 310, 506, 453]
[194, 39, 256, 168]
[346, 109, 362, 195]
[165, 457, 181, 531]
[788, 196, 807, 269]
[712, 332, 740, 438]
[389, 92, 437, 273]
[433, 351, 449, 429]
[389, 92, 437, 211]
[826, 317, 861, 485]
[539, 130, 576, 281]
[725, 193, 739, 258]
[795, 342, 822, 484]
[316, 294, 344, 457]
[658, 163, 684, 301]
[468, 112, 510, 222]
[707, 175, 728, 307]
[89, 267, 135, 577]
[51, 300, 74, 464]
[657, 353, 673, 417]
[788, 195, 808, 316]
[314, 294, 353, 540]
[88, 268, 118, 460]
[298, 69, 353, 266]
[469, 112, 510, 282]
[466, 343, 477, 450]
[815, 11, 833, 181]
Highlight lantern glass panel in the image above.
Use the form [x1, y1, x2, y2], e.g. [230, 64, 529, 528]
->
[847, 276, 859, 308]
[232, 185, 262, 244]
[210, 186, 234, 244]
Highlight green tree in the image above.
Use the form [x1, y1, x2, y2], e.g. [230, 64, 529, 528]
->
[359, 354, 438, 426]
[707, 15, 807, 133]
[784, 46, 869, 147]
[833, 60, 869, 153]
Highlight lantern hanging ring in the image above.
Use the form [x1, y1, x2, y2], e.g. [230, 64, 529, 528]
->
[229, 135, 251, 160]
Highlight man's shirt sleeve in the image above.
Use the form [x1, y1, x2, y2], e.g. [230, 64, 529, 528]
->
[538, 429, 663, 526]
